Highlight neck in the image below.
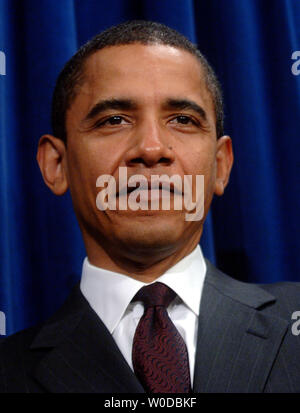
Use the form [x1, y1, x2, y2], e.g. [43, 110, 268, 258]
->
[83, 232, 202, 283]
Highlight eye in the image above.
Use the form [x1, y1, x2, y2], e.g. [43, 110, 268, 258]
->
[96, 115, 128, 127]
[170, 115, 197, 125]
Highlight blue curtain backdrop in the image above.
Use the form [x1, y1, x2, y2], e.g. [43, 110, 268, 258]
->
[0, 0, 299, 335]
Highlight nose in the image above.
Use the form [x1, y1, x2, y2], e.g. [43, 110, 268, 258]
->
[124, 119, 175, 168]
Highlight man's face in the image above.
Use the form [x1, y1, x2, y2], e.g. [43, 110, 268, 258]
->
[54, 44, 232, 262]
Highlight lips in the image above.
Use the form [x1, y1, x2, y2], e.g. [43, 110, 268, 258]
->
[117, 179, 181, 198]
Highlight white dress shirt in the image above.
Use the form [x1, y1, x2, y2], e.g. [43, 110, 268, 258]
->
[80, 245, 206, 386]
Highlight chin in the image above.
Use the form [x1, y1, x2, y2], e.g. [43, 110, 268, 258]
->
[113, 215, 186, 253]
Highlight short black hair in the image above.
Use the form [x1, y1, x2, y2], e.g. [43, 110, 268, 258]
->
[51, 20, 224, 142]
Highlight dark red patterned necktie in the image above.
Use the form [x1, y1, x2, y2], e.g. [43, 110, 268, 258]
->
[132, 282, 191, 393]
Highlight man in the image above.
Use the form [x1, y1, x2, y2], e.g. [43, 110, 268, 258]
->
[0, 20, 300, 393]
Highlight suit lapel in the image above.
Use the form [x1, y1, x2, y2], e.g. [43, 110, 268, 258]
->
[30, 285, 144, 393]
[193, 261, 288, 393]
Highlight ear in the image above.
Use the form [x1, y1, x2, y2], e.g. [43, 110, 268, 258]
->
[36, 134, 69, 195]
[214, 135, 234, 196]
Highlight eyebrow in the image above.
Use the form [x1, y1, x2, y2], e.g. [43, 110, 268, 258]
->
[163, 98, 207, 121]
[83, 97, 207, 123]
[84, 98, 138, 121]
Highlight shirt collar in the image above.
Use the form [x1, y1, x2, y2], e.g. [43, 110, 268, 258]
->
[80, 245, 206, 334]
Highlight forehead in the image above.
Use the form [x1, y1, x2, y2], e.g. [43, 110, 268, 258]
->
[68, 44, 214, 122]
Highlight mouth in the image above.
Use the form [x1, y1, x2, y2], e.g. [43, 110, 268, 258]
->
[117, 180, 180, 198]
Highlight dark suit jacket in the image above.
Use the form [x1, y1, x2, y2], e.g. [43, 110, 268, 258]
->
[1, 260, 300, 393]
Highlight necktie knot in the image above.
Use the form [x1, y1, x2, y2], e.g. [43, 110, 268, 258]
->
[132, 282, 176, 309]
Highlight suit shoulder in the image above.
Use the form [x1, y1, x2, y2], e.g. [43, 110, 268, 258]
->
[205, 260, 300, 320]
[0, 324, 41, 352]
[0, 324, 45, 393]
[258, 281, 300, 320]
[0, 323, 43, 365]
[259, 281, 300, 299]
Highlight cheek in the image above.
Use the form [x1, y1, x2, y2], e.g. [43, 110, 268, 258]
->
[65, 148, 100, 208]
[67, 141, 115, 181]
[180, 145, 217, 203]
[181, 142, 216, 176]
[65, 140, 126, 215]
